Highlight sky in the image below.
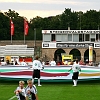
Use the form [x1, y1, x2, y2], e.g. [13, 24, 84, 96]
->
[0, 0, 100, 21]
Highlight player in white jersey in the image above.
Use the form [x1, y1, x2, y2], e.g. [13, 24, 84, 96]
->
[68, 60, 81, 86]
[25, 80, 38, 100]
[14, 81, 26, 100]
[50, 58, 56, 66]
[30, 56, 43, 86]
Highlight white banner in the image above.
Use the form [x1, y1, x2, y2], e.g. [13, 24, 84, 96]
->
[42, 42, 56, 48]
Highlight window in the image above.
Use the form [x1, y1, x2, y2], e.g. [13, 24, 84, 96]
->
[73, 34, 79, 42]
[96, 34, 100, 42]
[68, 34, 72, 41]
[91, 38, 95, 42]
[85, 34, 90, 41]
[62, 34, 67, 42]
[43, 34, 51, 42]
[51, 34, 55, 41]
[79, 34, 84, 42]
[90, 34, 95, 42]
[56, 34, 62, 42]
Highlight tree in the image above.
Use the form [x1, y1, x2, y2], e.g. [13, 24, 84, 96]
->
[4, 9, 25, 40]
[1, 8, 100, 40]
[4, 9, 19, 18]
[0, 12, 10, 40]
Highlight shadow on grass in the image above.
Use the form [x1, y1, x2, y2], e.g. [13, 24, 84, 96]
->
[0, 79, 100, 85]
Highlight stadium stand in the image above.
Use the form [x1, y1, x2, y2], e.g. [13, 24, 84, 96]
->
[0, 45, 34, 56]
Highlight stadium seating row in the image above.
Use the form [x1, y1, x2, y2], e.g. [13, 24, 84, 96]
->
[0, 45, 34, 56]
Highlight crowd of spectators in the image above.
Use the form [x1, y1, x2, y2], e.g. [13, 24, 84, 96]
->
[42, 58, 99, 67]
[0, 58, 27, 66]
[1, 57, 100, 67]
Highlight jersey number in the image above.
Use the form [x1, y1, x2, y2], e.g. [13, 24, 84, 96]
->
[35, 63, 37, 66]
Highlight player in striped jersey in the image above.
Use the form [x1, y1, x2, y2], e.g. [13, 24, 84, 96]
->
[14, 81, 26, 100]
[25, 79, 38, 100]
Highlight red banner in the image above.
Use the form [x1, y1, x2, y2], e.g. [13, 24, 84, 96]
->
[24, 19, 29, 35]
[10, 20, 14, 35]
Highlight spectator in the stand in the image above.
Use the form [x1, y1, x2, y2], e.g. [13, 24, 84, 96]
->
[11, 61, 14, 65]
[45, 61, 49, 65]
[89, 61, 93, 66]
[15, 60, 19, 65]
[69, 61, 74, 65]
[1, 58, 4, 62]
[98, 62, 100, 67]
[57, 61, 60, 65]
[85, 59, 88, 63]
[65, 60, 68, 65]
[42, 61, 45, 66]
[79, 60, 84, 65]
[0, 58, 4, 65]
[58, 60, 62, 65]
[85, 59, 89, 65]
[61, 61, 64, 65]
[57, 60, 63, 65]
[21, 59, 27, 66]
[6, 60, 10, 65]
[50, 58, 56, 66]
[63, 60, 68, 65]
[13, 59, 19, 65]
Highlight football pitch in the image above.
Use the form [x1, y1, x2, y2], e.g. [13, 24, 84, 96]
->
[0, 81, 100, 100]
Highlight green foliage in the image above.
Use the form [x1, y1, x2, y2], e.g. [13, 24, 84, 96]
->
[0, 8, 100, 40]
[4, 9, 19, 18]
[0, 12, 10, 40]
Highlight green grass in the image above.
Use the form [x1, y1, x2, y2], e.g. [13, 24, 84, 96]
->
[0, 81, 100, 100]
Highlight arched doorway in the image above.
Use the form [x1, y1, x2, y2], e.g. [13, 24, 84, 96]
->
[84, 49, 96, 62]
[54, 49, 66, 61]
[69, 49, 81, 61]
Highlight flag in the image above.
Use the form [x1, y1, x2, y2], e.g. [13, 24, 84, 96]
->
[10, 19, 14, 35]
[24, 19, 29, 35]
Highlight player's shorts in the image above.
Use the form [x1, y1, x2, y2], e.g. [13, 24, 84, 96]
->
[72, 72, 79, 80]
[19, 93, 26, 100]
[33, 69, 40, 78]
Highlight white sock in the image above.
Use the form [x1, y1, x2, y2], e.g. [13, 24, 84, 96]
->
[73, 80, 76, 86]
[75, 80, 78, 86]
[38, 78, 40, 85]
[32, 78, 34, 84]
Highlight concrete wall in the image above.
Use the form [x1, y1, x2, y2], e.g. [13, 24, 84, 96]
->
[1, 40, 100, 62]
[42, 48, 100, 62]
